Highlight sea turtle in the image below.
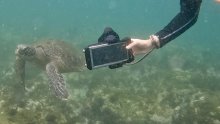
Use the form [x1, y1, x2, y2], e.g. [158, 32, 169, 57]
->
[15, 39, 85, 100]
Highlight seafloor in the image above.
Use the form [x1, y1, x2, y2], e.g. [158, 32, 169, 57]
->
[0, 28, 220, 124]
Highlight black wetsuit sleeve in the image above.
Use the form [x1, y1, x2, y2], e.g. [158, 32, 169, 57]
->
[155, 0, 202, 47]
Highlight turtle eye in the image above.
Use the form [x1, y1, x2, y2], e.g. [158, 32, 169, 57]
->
[18, 47, 26, 55]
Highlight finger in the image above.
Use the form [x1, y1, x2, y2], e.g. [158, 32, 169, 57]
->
[126, 41, 136, 49]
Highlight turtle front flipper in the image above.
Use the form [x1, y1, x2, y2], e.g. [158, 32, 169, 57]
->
[15, 44, 37, 90]
[46, 62, 69, 100]
[15, 56, 26, 90]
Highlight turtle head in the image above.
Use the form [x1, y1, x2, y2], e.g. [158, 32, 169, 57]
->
[15, 44, 36, 59]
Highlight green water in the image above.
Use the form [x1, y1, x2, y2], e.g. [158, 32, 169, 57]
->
[0, 0, 220, 124]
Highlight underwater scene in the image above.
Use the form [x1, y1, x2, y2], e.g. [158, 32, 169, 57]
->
[0, 0, 220, 124]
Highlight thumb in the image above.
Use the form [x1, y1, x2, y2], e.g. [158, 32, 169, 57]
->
[126, 41, 136, 49]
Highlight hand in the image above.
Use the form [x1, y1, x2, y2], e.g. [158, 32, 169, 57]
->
[126, 38, 156, 56]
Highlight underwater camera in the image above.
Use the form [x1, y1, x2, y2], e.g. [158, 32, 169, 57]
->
[83, 27, 134, 70]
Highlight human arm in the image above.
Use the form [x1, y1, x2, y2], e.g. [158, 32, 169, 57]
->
[126, 0, 202, 55]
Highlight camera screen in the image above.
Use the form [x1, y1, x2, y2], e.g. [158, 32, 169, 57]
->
[90, 43, 128, 68]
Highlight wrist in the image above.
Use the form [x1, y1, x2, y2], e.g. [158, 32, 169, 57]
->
[149, 35, 160, 49]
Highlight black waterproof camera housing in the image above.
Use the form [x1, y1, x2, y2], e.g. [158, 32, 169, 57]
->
[84, 40, 133, 70]
[83, 27, 134, 70]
